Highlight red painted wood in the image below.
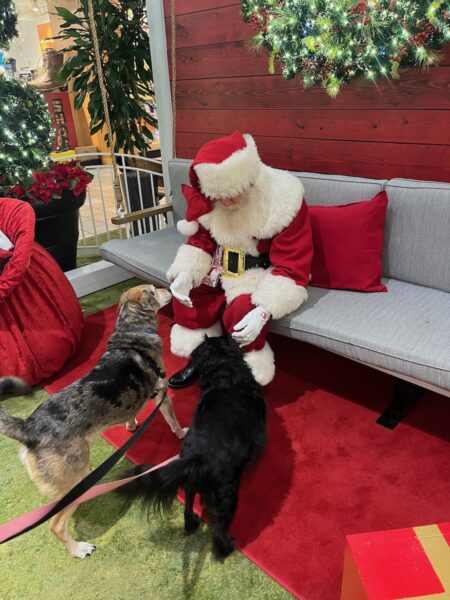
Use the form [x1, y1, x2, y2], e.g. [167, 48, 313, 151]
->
[165, 4, 252, 49]
[176, 69, 450, 111]
[440, 44, 450, 65]
[166, 5, 450, 183]
[176, 132, 450, 183]
[176, 109, 450, 145]
[171, 42, 450, 81]
[170, 41, 282, 80]
[163, 0, 239, 17]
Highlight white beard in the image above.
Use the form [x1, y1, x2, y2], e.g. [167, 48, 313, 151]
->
[199, 164, 304, 254]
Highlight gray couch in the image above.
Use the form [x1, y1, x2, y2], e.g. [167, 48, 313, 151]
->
[101, 159, 450, 416]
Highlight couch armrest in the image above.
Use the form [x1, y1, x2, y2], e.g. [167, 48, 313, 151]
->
[111, 202, 173, 225]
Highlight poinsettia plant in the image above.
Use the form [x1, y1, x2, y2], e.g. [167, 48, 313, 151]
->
[1, 161, 93, 206]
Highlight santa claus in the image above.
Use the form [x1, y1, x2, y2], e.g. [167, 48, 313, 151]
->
[167, 131, 313, 388]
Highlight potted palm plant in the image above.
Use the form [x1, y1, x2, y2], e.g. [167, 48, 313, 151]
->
[54, 0, 157, 234]
[0, 76, 92, 271]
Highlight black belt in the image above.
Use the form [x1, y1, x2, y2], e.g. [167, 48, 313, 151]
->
[222, 247, 271, 277]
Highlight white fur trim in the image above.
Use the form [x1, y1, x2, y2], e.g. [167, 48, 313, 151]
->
[177, 219, 199, 236]
[221, 268, 266, 304]
[170, 322, 223, 357]
[258, 167, 304, 239]
[194, 134, 261, 200]
[244, 343, 275, 386]
[252, 272, 308, 320]
[199, 165, 303, 248]
[167, 243, 212, 287]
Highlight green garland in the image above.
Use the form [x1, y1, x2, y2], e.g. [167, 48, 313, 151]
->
[0, 77, 53, 188]
[242, 0, 450, 96]
[0, 0, 18, 50]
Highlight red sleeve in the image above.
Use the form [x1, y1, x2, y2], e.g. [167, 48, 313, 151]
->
[187, 223, 217, 256]
[269, 200, 313, 287]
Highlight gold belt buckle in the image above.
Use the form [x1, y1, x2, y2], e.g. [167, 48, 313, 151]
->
[222, 247, 245, 278]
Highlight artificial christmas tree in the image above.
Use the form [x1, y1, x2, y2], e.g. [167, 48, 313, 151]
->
[0, 75, 92, 270]
[0, 76, 53, 188]
[0, 0, 17, 50]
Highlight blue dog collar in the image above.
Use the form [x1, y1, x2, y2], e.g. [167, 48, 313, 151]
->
[133, 327, 158, 336]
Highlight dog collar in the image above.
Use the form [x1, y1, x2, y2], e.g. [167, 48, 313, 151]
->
[132, 327, 158, 336]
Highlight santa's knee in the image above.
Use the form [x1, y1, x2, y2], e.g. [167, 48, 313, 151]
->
[170, 322, 223, 358]
[222, 294, 255, 331]
[243, 342, 275, 386]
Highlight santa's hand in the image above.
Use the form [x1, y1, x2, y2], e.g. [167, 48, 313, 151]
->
[232, 306, 271, 347]
[170, 272, 193, 308]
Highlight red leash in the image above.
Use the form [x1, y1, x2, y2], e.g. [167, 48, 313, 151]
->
[0, 454, 179, 544]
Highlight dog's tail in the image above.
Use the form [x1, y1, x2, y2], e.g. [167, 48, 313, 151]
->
[119, 456, 203, 513]
[0, 377, 33, 444]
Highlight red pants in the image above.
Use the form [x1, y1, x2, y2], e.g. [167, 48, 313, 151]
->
[172, 284, 269, 352]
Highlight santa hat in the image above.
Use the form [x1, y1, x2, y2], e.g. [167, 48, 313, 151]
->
[177, 131, 261, 236]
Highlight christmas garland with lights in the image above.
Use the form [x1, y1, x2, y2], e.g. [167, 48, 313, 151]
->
[242, 0, 450, 96]
[0, 0, 18, 50]
[0, 77, 53, 189]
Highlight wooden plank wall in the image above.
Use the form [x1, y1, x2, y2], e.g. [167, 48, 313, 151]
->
[163, 0, 450, 182]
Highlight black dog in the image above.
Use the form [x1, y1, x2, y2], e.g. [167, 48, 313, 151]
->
[121, 335, 267, 558]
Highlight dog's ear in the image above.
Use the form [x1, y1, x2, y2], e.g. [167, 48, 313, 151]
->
[118, 290, 130, 312]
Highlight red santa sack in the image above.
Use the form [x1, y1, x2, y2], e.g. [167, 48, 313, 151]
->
[0, 198, 83, 386]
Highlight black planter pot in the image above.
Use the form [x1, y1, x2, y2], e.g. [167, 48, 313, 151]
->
[33, 190, 86, 272]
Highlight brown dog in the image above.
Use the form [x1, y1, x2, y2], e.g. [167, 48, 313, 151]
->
[0, 284, 185, 558]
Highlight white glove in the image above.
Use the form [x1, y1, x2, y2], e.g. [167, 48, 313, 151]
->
[232, 306, 271, 347]
[170, 272, 193, 308]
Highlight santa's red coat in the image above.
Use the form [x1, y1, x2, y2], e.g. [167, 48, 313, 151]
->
[168, 164, 313, 321]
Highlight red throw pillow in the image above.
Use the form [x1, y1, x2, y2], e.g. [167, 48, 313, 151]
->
[308, 191, 388, 292]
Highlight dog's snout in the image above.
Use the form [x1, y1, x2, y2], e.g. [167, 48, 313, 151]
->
[158, 288, 172, 308]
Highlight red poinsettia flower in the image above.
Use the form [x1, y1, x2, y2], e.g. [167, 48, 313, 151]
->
[8, 184, 27, 199]
[6, 161, 93, 204]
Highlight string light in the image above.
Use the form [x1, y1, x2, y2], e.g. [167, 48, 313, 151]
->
[0, 0, 17, 50]
[0, 77, 53, 191]
[243, 0, 450, 96]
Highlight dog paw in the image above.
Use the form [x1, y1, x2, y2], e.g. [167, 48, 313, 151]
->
[175, 426, 189, 439]
[184, 514, 200, 533]
[213, 534, 235, 560]
[126, 418, 138, 432]
[71, 541, 96, 559]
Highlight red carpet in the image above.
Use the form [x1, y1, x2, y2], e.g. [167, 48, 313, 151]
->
[44, 305, 450, 600]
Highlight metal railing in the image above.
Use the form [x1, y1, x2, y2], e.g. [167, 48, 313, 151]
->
[55, 152, 171, 256]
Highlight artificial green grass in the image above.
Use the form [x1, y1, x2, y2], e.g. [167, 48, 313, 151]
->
[76, 230, 121, 268]
[0, 282, 292, 600]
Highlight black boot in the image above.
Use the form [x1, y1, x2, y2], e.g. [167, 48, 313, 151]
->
[168, 363, 198, 389]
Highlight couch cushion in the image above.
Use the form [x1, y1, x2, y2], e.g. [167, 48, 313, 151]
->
[101, 229, 450, 390]
[100, 227, 183, 284]
[168, 160, 388, 222]
[274, 279, 450, 390]
[295, 171, 386, 205]
[382, 179, 450, 293]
